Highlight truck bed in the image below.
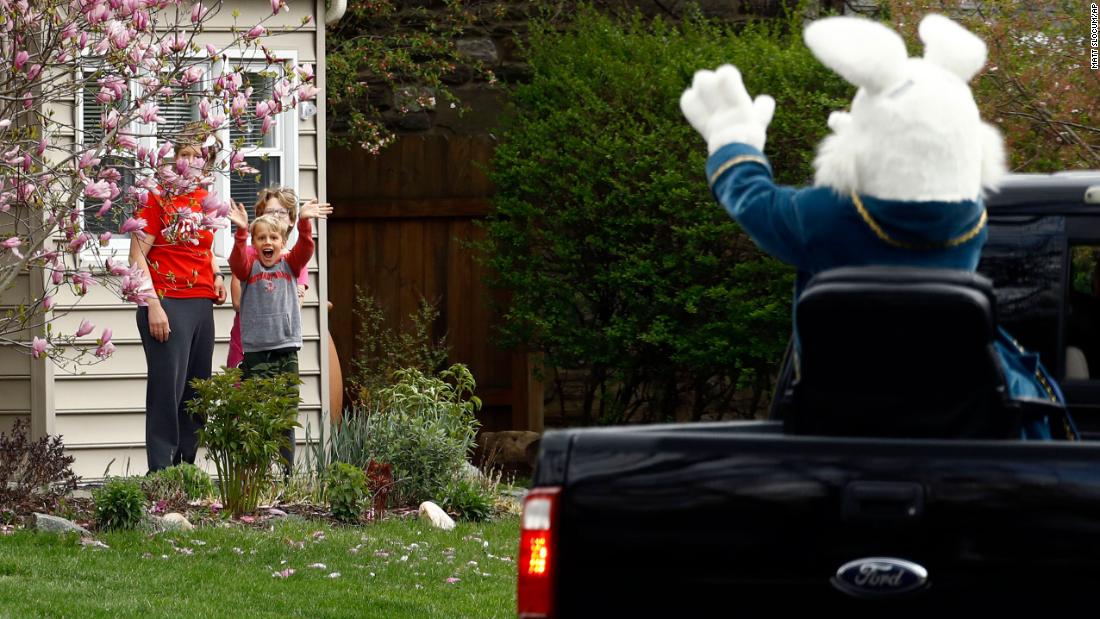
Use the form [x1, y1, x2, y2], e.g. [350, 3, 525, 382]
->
[536, 421, 1100, 612]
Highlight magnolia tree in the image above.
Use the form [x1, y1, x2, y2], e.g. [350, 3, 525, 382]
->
[0, 0, 318, 366]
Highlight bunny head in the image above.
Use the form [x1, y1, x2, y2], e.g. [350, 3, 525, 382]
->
[806, 14, 1005, 202]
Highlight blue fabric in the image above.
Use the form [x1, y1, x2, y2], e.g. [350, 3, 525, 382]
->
[708, 144, 1073, 440]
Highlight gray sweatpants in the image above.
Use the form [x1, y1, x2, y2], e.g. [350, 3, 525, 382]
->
[137, 298, 215, 472]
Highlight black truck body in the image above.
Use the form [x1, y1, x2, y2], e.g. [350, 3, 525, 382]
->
[518, 173, 1100, 615]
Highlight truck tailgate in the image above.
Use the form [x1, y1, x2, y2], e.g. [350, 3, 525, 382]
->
[552, 426, 1100, 611]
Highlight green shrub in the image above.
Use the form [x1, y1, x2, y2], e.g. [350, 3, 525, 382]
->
[94, 478, 145, 531]
[438, 475, 495, 522]
[478, 6, 851, 422]
[348, 288, 448, 409]
[326, 462, 369, 523]
[150, 463, 214, 501]
[187, 368, 301, 516]
[326, 364, 481, 507]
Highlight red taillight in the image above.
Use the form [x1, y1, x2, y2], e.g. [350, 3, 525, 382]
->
[518, 487, 561, 619]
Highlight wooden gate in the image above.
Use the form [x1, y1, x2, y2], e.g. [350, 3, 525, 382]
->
[327, 135, 542, 432]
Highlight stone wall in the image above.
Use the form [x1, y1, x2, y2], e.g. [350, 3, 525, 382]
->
[373, 0, 817, 137]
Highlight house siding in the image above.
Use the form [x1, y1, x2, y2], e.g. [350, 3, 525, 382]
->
[33, 0, 328, 480]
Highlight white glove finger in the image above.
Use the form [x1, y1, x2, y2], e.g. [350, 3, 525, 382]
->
[827, 110, 852, 132]
[679, 89, 710, 135]
[753, 95, 776, 127]
[714, 65, 753, 110]
[692, 69, 725, 115]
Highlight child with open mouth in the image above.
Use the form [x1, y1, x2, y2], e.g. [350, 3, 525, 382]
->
[228, 195, 333, 474]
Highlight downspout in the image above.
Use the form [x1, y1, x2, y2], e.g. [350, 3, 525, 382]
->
[324, 0, 346, 26]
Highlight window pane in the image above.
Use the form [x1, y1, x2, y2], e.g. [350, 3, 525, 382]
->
[83, 157, 135, 236]
[977, 215, 1066, 374]
[229, 71, 276, 149]
[230, 156, 280, 220]
[156, 84, 201, 143]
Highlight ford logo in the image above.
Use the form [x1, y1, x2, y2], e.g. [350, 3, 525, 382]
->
[832, 557, 928, 598]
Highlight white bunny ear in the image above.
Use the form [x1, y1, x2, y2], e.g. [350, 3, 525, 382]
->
[803, 17, 908, 94]
[919, 14, 987, 82]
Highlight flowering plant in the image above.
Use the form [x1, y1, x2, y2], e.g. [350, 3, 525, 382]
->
[0, 0, 317, 368]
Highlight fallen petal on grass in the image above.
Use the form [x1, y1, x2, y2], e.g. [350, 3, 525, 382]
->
[272, 568, 295, 579]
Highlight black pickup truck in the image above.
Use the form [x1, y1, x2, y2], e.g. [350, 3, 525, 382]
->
[518, 173, 1100, 616]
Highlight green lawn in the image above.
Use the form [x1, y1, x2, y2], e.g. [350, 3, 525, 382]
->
[0, 516, 519, 618]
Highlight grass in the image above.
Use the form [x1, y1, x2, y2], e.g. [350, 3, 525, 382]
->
[0, 515, 519, 618]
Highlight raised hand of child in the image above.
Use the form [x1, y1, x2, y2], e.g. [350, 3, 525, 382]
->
[299, 199, 333, 220]
[228, 200, 249, 231]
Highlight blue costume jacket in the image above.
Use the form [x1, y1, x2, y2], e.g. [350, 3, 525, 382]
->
[707, 143, 1073, 439]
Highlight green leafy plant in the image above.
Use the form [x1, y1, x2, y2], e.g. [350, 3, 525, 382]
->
[348, 288, 449, 409]
[327, 364, 481, 507]
[477, 6, 850, 423]
[0, 419, 80, 515]
[93, 478, 145, 531]
[326, 462, 370, 523]
[149, 463, 215, 501]
[439, 474, 495, 522]
[187, 368, 301, 516]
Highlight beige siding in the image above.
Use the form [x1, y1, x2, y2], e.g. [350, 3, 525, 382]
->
[35, 0, 328, 480]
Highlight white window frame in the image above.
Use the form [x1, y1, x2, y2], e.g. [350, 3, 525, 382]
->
[76, 59, 215, 265]
[211, 49, 299, 262]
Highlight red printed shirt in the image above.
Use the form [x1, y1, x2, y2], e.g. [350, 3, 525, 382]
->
[137, 189, 217, 300]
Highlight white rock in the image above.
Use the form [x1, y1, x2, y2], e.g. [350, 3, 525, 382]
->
[418, 501, 455, 531]
[160, 512, 193, 531]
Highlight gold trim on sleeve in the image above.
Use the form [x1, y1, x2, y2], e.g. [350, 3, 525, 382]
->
[708, 155, 770, 187]
[850, 191, 987, 250]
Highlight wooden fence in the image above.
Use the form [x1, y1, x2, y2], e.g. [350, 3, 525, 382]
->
[327, 135, 542, 432]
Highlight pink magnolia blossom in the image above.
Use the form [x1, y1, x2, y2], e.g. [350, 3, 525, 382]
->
[270, 0, 281, 14]
[42, 295, 54, 310]
[36, 137, 46, 157]
[191, 3, 207, 24]
[107, 20, 131, 49]
[13, 51, 28, 71]
[84, 181, 113, 200]
[16, 182, 35, 202]
[103, 109, 121, 132]
[75, 319, 96, 338]
[95, 340, 116, 359]
[2, 237, 22, 259]
[296, 63, 314, 81]
[138, 103, 165, 124]
[206, 43, 217, 57]
[181, 66, 205, 87]
[26, 65, 41, 82]
[99, 231, 112, 245]
[120, 217, 148, 235]
[31, 337, 50, 359]
[67, 233, 91, 253]
[255, 100, 272, 119]
[297, 84, 319, 101]
[246, 25, 266, 40]
[115, 133, 138, 150]
[0, 120, 10, 130]
[96, 199, 113, 217]
[78, 151, 101, 169]
[261, 116, 274, 134]
[51, 269, 63, 285]
[72, 271, 94, 294]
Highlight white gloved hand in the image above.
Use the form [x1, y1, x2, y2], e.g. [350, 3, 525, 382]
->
[680, 64, 775, 155]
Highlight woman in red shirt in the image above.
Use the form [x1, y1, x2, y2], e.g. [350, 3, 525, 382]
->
[129, 135, 227, 472]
